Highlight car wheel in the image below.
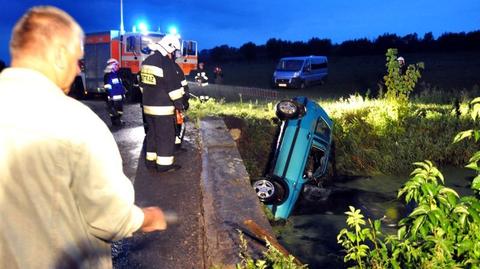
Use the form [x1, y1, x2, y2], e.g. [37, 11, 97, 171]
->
[252, 177, 288, 205]
[275, 99, 306, 120]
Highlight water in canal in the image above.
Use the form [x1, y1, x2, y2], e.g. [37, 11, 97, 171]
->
[274, 166, 476, 269]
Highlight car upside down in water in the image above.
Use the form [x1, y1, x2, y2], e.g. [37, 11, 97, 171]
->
[252, 96, 334, 220]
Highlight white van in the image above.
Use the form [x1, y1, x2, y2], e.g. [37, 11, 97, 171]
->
[272, 56, 328, 89]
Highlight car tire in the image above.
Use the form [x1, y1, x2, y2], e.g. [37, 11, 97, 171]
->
[252, 176, 288, 205]
[275, 99, 305, 120]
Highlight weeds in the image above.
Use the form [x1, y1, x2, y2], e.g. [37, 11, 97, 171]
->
[188, 91, 479, 176]
[337, 98, 480, 268]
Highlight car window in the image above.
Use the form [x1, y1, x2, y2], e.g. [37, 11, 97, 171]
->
[314, 117, 330, 140]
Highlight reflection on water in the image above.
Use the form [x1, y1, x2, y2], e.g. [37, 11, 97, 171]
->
[275, 166, 476, 269]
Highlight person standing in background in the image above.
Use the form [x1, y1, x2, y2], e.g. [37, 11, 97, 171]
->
[104, 58, 126, 126]
[213, 65, 223, 84]
[397, 56, 407, 75]
[195, 62, 208, 86]
[0, 6, 167, 269]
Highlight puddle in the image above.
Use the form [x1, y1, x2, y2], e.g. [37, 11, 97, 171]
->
[275, 166, 476, 269]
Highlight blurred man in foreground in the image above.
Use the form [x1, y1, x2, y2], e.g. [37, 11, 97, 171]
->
[0, 6, 166, 268]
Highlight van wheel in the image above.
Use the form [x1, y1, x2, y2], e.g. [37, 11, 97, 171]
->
[252, 177, 288, 205]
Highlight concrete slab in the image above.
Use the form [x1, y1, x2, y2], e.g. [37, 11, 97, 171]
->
[199, 117, 274, 268]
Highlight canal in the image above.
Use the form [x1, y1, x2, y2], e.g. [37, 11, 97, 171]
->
[274, 166, 476, 268]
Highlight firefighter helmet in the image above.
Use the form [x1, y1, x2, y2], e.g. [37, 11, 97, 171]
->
[105, 58, 119, 73]
[158, 34, 180, 54]
[106, 58, 119, 65]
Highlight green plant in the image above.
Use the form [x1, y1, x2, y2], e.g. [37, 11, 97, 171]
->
[383, 48, 424, 103]
[337, 206, 386, 269]
[337, 98, 480, 268]
[454, 97, 480, 191]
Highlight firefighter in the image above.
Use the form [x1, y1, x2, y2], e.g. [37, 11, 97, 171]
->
[194, 62, 208, 86]
[104, 58, 126, 126]
[139, 34, 184, 173]
[213, 66, 223, 84]
[397, 56, 407, 75]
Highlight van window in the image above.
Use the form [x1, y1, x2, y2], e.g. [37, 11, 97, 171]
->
[311, 61, 327, 70]
[276, 60, 304, 71]
[303, 60, 311, 71]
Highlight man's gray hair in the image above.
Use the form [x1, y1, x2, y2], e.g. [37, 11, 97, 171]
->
[10, 6, 84, 59]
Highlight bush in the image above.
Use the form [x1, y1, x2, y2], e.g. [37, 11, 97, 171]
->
[382, 48, 424, 102]
[337, 98, 480, 268]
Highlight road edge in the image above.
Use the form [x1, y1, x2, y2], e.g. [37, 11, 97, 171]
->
[199, 117, 274, 268]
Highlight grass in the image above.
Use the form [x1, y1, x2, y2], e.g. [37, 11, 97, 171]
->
[187, 94, 480, 178]
[186, 50, 480, 177]
[203, 51, 480, 100]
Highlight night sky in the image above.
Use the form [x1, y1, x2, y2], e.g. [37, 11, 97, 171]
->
[0, 0, 479, 63]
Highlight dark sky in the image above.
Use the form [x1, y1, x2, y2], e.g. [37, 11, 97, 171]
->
[1, 0, 479, 63]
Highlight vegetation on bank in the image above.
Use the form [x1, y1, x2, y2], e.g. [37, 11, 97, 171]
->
[188, 91, 478, 177]
[233, 232, 307, 269]
[188, 49, 478, 177]
[193, 49, 480, 268]
[337, 98, 480, 268]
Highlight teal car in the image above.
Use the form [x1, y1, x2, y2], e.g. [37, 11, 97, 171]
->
[252, 96, 333, 220]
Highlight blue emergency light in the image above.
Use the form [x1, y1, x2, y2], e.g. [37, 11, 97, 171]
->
[138, 22, 149, 34]
[168, 26, 178, 35]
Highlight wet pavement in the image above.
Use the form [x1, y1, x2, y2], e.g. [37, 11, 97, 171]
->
[83, 100, 204, 269]
[82, 99, 273, 269]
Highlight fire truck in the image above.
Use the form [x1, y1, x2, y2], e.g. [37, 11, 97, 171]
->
[71, 30, 198, 101]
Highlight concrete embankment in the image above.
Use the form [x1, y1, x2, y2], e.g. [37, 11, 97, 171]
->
[199, 117, 274, 268]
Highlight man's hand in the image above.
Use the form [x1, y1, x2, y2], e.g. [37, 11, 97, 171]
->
[140, 207, 167, 232]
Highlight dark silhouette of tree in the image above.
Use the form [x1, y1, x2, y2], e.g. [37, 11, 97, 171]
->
[203, 29, 479, 63]
[420, 32, 435, 51]
[265, 38, 287, 60]
[307, 37, 333, 55]
[239, 42, 257, 62]
[204, 45, 239, 63]
[337, 38, 373, 56]
[466, 30, 480, 50]
[374, 33, 401, 54]
[400, 33, 420, 52]
[437, 32, 468, 51]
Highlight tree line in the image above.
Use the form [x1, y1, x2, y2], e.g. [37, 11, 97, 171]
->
[200, 30, 480, 63]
